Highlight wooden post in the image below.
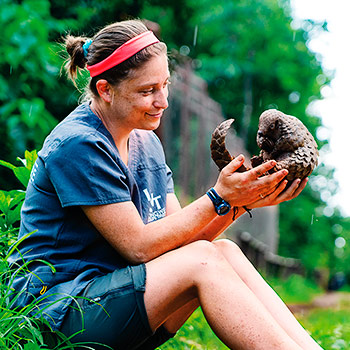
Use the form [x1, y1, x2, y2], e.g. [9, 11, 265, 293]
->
[179, 63, 192, 201]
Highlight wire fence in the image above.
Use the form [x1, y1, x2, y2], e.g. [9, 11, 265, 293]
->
[237, 231, 304, 278]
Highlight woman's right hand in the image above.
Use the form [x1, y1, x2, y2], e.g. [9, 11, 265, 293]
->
[213, 155, 289, 208]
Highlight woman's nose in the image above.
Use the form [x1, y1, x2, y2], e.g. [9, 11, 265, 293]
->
[154, 89, 168, 109]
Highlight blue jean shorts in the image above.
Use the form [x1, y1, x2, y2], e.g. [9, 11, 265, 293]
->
[60, 264, 175, 350]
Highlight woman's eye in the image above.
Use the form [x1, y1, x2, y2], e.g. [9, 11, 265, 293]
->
[141, 80, 170, 94]
[141, 89, 154, 94]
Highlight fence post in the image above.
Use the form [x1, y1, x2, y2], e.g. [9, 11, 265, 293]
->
[178, 63, 192, 200]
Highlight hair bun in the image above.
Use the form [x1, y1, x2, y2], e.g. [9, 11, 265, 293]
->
[64, 35, 89, 80]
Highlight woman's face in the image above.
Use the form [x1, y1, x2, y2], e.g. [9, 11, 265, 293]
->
[111, 53, 170, 131]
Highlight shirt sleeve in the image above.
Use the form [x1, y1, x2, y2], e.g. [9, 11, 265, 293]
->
[149, 131, 174, 194]
[43, 133, 131, 207]
[166, 164, 174, 193]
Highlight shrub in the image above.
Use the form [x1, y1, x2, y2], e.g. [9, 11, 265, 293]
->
[0, 151, 105, 349]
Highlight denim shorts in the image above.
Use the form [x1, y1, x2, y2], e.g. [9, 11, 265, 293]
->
[60, 264, 175, 350]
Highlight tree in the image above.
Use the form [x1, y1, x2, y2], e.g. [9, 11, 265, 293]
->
[0, 0, 68, 188]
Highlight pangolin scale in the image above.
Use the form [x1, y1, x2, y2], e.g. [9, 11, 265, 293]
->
[210, 109, 319, 182]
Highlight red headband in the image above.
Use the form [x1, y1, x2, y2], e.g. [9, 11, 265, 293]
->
[87, 31, 160, 77]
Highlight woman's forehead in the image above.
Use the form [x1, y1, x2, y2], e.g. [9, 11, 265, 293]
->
[127, 54, 169, 85]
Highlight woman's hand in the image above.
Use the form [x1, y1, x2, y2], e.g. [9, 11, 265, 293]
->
[247, 176, 308, 209]
[213, 155, 295, 208]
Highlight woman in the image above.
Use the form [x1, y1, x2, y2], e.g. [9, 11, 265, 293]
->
[9, 19, 323, 349]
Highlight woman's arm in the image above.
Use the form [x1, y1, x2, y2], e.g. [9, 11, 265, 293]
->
[185, 177, 308, 244]
[166, 192, 245, 243]
[83, 192, 219, 264]
[82, 156, 303, 264]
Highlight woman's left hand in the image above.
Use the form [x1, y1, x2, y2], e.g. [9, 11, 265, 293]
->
[247, 177, 308, 209]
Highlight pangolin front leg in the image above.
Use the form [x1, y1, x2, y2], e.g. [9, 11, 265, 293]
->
[210, 119, 253, 218]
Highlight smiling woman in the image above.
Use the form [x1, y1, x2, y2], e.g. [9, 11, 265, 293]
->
[93, 54, 169, 132]
[89, 53, 170, 164]
[8, 18, 323, 350]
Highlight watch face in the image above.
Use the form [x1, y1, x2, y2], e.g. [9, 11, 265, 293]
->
[218, 203, 230, 215]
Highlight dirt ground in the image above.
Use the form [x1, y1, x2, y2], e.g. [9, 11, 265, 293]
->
[288, 292, 350, 316]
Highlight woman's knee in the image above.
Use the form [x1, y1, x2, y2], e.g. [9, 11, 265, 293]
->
[213, 238, 243, 256]
[184, 240, 232, 274]
[146, 240, 237, 293]
[186, 240, 223, 260]
[146, 240, 227, 286]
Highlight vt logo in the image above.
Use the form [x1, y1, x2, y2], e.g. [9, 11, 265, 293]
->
[143, 189, 166, 222]
[143, 189, 162, 212]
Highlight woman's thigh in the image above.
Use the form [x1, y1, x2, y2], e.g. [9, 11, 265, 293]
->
[144, 239, 230, 332]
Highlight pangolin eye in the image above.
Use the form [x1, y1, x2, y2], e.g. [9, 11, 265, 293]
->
[269, 120, 279, 130]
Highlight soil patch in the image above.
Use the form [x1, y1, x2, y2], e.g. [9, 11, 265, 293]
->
[288, 292, 350, 316]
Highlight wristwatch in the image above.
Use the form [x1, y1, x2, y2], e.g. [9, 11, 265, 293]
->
[206, 188, 231, 216]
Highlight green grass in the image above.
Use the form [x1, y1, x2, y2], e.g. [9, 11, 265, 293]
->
[268, 273, 323, 304]
[300, 308, 350, 350]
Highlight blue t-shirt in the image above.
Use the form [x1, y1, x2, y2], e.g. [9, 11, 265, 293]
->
[8, 102, 174, 330]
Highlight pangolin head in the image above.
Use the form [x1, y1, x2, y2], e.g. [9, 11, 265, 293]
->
[256, 109, 284, 152]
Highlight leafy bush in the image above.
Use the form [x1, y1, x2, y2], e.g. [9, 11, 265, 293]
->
[0, 150, 37, 259]
[0, 151, 103, 350]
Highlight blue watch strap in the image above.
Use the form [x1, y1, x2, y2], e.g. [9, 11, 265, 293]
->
[206, 188, 217, 203]
[206, 188, 231, 215]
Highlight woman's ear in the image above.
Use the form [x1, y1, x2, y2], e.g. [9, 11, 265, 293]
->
[95, 79, 113, 103]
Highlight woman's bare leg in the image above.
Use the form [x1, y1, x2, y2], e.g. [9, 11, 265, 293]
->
[144, 240, 304, 349]
[162, 298, 199, 333]
[213, 239, 322, 349]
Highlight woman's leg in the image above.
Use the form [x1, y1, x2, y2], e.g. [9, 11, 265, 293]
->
[133, 300, 199, 350]
[161, 298, 199, 333]
[144, 240, 304, 350]
[212, 239, 322, 349]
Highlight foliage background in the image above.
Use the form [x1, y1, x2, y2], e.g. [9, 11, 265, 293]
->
[1, 0, 350, 282]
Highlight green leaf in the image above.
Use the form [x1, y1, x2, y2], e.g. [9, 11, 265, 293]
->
[0, 215, 7, 231]
[0, 160, 16, 171]
[8, 191, 26, 210]
[0, 191, 11, 215]
[16, 150, 38, 170]
[24, 150, 38, 171]
[6, 207, 21, 227]
[13, 167, 31, 188]
[23, 340, 41, 349]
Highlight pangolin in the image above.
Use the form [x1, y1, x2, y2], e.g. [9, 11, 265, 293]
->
[210, 109, 319, 182]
